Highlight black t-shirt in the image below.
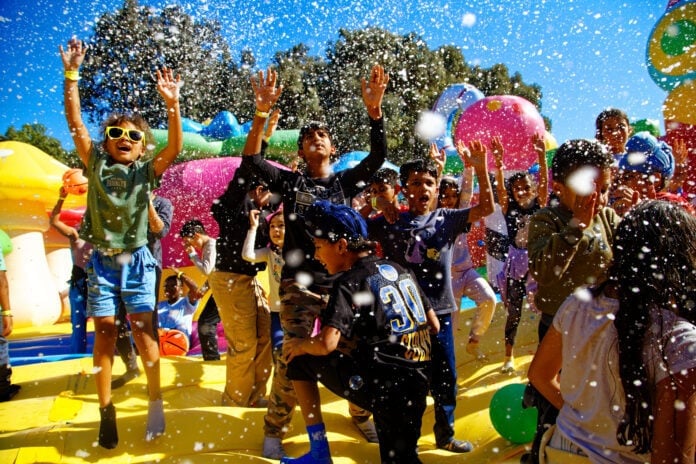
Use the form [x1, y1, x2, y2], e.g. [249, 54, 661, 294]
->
[242, 117, 386, 289]
[324, 255, 432, 369]
[212, 163, 272, 275]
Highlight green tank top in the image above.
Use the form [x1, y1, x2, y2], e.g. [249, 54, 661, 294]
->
[79, 148, 155, 250]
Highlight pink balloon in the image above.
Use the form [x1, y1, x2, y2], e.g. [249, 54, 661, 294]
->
[157, 157, 288, 268]
[454, 95, 545, 171]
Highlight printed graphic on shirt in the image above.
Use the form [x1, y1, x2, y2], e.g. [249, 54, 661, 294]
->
[368, 263, 431, 362]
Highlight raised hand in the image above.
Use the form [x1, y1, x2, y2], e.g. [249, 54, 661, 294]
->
[460, 140, 488, 172]
[531, 132, 547, 166]
[361, 64, 389, 119]
[155, 67, 181, 106]
[491, 136, 504, 169]
[251, 68, 283, 113]
[249, 209, 260, 228]
[428, 142, 446, 176]
[59, 37, 87, 71]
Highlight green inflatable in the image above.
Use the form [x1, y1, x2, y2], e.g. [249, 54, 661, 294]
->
[489, 383, 538, 444]
[151, 129, 300, 162]
[221, 130, 300, 158]
[0, 229, 12, 256]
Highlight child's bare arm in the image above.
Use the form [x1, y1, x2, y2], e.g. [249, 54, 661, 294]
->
[152, 68, 183, 177]
[59, 38, 91, 166]
[361, 64, 389, 120]
[460, 166, 474, 207]
[461, 140, 494, 222]
[49, 187, 79, 240]
[245, 68, 283, 157]
[532, 133, 549, 207]
[429, 142, 445, 209]
[491, 136, 509, 213]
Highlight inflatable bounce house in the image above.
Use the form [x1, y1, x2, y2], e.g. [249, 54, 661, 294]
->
[647, 0, 696, 198]
[0, 141, 86, 329]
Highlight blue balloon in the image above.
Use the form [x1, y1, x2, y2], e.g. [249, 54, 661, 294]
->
[331, 151, 400, 172]
[200, 111, 243, 139]
[181, 117, 204, 134]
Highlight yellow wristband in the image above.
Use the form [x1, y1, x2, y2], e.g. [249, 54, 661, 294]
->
[64, 70, 80, 81]
[371, 197, 380, 210]
[0, 310, 11, 317]
[255, 109, 270, 119]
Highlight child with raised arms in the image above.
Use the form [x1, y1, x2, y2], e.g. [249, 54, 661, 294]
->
[60, 37, 182, 448]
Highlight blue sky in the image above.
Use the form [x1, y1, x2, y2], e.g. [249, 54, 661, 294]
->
[0, 0, 670, 151]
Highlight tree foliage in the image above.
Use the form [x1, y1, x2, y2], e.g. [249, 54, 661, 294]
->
[77, 0, 546, 167]
[2, 124, 81, 167]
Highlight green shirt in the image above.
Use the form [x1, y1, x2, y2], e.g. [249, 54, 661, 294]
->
[79, 147, 155, 250]
[528, 205, 620, 317]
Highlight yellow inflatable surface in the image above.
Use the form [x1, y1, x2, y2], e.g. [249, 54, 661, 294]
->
[0, 306, 538, 463]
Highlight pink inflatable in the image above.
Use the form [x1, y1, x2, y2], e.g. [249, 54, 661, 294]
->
[454, 95, 545, 171]
[157, 157, 288, 269]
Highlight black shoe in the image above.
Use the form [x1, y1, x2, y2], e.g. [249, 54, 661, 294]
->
[111, 369, 141, 389]
[438, 438, 473, 453]
[0, 384, 20, 402]
[98, 402, 118, 449]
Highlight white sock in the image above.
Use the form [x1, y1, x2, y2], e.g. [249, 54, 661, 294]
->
[145, 399, 165, 441]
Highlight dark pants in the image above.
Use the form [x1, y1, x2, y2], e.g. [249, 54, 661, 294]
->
[289, 352, 429, 464]
[431, 314, 458, 446]
[524, 313, 558, 464]
[197, 296, 221, 360]
[504, 276, 527, 347]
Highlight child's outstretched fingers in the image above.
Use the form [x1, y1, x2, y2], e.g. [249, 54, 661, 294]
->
[491, 136, 504, 164]
[429, 142, 445, 174]
[361, 64, 389, 117]
[251, 68, 282, 112]
[59, 37, 87, 70]
[156, 67, 181, 103]
[532, 133, 546, 159]
[466, 140, 488, 170]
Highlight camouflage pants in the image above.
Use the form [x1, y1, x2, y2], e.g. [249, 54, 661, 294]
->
[263, 279, 371, 438]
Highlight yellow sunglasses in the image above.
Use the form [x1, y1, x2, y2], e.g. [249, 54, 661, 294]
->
[105, 126, 145, 143]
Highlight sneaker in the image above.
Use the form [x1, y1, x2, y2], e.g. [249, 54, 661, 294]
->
[466, 341, 487, 360]
[438, 438, 473, 453]
[263, 436, 287, 459]
[111, 368, 141, 389]
[352, 418, 379, 443]
[501, 359, 515, 374]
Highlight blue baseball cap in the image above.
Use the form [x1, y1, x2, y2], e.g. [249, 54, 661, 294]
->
[305, 200, 368, 243]
[619, 131, 675, 179]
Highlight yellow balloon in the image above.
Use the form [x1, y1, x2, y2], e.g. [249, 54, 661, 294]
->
[663, 81, 696, 125]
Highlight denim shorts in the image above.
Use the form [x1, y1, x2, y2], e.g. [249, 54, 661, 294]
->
[86, 246, 157, 317]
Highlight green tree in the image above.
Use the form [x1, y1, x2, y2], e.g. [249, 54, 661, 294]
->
[80, 0, 245, 128]
[3, 124, 80, 167]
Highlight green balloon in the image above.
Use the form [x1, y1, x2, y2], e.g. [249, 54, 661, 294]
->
[489, 383, 538, 444]
[661, 19, 696, 57]
[0, 229, 12, 256]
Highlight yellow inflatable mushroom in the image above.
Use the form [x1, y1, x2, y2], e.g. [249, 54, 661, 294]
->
[0, 141, 86, 328]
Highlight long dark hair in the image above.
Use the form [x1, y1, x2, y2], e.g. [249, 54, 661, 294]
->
[612, 200, 696, 453]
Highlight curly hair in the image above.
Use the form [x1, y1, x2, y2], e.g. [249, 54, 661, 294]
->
[612, 199, 696, 453]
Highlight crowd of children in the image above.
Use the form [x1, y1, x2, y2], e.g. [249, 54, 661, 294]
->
[3, 38, 695, 464]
